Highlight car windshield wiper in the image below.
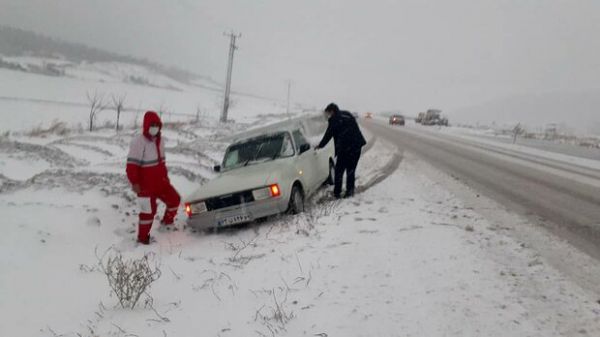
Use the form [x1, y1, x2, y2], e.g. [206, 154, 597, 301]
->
[244, 142, 266, 166]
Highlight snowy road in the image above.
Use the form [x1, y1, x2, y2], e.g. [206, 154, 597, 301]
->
[362, 119, 600, 260]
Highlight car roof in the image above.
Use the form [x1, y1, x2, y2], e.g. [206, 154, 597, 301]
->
[233, 124, 300, 142]
[230, 130, 290, 146]
[226, 119, 306, 144]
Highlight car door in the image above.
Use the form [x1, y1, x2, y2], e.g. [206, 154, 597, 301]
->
[315, 139, 333, 182]
[300, 128, 330, 184]
[292, 129, 320, 193]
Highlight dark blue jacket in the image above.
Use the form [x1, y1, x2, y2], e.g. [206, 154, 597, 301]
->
[318, 110, 366, 156]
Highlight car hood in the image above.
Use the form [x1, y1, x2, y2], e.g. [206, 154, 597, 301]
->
[185, 160, 285, 202]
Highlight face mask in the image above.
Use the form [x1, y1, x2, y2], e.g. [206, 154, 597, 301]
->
[148, 126, 160, 136]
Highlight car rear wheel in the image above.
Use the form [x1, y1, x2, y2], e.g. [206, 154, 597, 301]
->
[287, 185, 305, 214]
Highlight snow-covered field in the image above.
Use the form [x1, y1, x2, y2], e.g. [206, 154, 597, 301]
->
[2, 117, 600, 336]
[3, 64, 600, 336]
[0, 56, 291, 133]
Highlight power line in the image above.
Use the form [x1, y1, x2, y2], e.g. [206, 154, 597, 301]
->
[220, 31, 241, 123]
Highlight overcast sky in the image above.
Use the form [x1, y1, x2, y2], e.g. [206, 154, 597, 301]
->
[2, 0, 600, 122]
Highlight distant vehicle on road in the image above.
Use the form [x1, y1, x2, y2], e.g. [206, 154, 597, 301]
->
[365, 112, 373, 119]
[421, 109, 448, 126]
[416, 112, 425, 124]
[389, 114, 405, 126]
[184, 126, 335, 230]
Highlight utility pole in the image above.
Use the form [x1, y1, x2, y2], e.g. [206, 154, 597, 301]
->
[286, 80, 292, 119]
[221, 31, 241, 123]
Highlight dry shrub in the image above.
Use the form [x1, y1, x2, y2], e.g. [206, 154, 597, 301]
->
[255, 287, 295, 336]
[26, 120, 70, 137]
[162, 121, 188, 130]
[97, 249, 161, 309]
[293, 200, 339, 236]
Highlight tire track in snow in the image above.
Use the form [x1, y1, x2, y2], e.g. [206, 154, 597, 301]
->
[0, 169, 130, 197]
[0, 139, 87, 168]
[49, 135, 129, 148]
[53, 142, 114, 158]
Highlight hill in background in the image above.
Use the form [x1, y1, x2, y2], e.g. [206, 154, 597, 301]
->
[0, 25, 219, 87]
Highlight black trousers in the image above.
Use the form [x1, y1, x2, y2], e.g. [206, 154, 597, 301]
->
[334, 150, 361, 196]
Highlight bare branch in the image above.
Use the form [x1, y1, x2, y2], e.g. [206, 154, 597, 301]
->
[87, 90, 107, 132]
[110, 93, 127, 132]
[97, 248, 161, 309]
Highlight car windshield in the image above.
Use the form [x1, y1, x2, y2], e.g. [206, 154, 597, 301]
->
[222, 133, 293, 170]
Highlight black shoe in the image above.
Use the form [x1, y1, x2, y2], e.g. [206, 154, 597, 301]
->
[137, 235, 151, 245]
[343, 191, 355, 199]
[333, 193, 342, 200]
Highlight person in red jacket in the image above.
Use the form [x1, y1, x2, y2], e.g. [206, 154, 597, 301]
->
[126, 111, 180, 244]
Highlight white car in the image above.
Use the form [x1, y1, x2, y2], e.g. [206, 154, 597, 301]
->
[184, 125, 335, 229]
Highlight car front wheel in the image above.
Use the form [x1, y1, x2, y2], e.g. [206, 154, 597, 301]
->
[324, 160, 335, 186]
[287, 185, 305, 214]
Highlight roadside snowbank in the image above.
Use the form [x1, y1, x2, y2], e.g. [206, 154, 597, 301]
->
[413, 123, 600, 171]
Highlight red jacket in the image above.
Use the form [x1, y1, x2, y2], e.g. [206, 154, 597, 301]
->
[126, 111, 169, 194]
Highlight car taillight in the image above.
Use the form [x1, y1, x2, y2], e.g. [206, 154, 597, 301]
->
[269, 184, 281, 197]
[185, 203, 192, 216]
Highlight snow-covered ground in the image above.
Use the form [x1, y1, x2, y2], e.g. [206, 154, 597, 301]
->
[0, 56, 292, 133]
[2, 112, 600, 336]
[3, 63, 600, 336]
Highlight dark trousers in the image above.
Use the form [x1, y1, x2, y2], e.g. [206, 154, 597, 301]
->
[334, 150, 361, 197]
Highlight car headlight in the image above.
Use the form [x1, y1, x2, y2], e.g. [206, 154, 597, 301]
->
[253, 184, 281, 200]
[186, 201, 207, 215]
[252, 187, 271, 200]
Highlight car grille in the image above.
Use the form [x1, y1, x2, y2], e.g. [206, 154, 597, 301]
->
[205, 190, 255, 211]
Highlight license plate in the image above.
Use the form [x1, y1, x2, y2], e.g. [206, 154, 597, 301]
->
[217, 214, 251, 226]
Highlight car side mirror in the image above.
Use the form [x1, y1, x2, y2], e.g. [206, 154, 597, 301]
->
[213, 165, 221, 173]
[299, 143, 311, 154]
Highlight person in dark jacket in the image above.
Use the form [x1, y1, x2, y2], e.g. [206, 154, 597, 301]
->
[316, 103, 367, 198]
